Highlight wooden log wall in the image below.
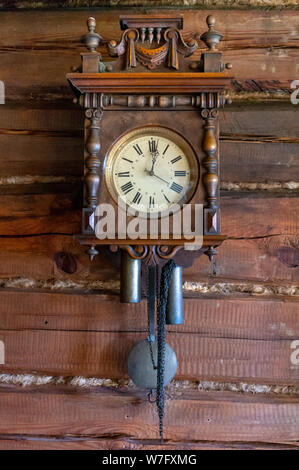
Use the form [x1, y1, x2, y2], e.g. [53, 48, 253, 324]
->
[0, 2, 298, 450]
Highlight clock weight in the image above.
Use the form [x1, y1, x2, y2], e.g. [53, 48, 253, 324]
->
[120, 250, 141, 303]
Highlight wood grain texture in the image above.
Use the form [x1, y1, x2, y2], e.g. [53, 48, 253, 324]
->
[0, 5, 298, 450]
[1, 437, 297, 450]
[0, 235, 298, 283]
[1, 1, 298, 10]
[0, 328, 298, 383]
[0, 134, 82, 177]
[0, 235, 118, 280]
[0, 134, 297, 182]
[0, 291, 298, 340]
[0, 195, 297, 283]
[1, 105, 298, 182]
[0, 192, 298, 237]
[0, 384, 298, 443]
[0, 10, 298, 101]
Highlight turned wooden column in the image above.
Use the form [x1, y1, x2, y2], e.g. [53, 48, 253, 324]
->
[84, 108, 103, 209]
[201, 107, 219, 235]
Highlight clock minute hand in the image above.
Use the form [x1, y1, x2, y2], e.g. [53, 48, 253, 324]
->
[144, 168, 169, 185]
[152, 172, 170, 185]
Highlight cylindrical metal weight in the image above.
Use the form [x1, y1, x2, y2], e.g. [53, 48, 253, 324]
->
[120, 250, 141, 303]
[166, 265, 183, 324]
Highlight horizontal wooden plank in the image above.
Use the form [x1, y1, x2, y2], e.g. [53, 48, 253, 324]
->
[0, 134, 82, 177]
[0, 134, 297, 182]
[0, 107, 82, 131]
[0, 192, 297, 283]
[185, 236, 299, 283]
[222, 105, 299, 139]
[0, 233, 298, 283]
[0, 105, 298, 182]
[0, 190, 81, 235]
[2, 104, 298, 137]
[0, 328, 298, 383]
[0, 193, 78, 218]
[0, 193, 297, 238]
[0, 10, 298, 101]
[221, 195, 299, 238]
[0, 235, 118, 281]
[220, 141, 299, 182]
[0, 436, 297, 450]
[0, 384, 298, 443]
[0, 291, 298, 340]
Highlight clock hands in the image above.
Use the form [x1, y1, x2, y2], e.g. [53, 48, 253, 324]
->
[149, 137, 159, 155]
[148, 138, 159, 175]
[144, 168, 169, 185]
[152, 173, 169, 185]
[145, 139, 171, 186]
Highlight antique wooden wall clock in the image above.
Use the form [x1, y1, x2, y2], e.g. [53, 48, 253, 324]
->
[67, 14, 232, 440]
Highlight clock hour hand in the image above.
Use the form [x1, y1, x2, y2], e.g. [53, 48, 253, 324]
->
[149, 138, 159, 175]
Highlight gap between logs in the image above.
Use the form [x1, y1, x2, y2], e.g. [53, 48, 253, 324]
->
[0, 175, 298, 191]
[0, 1, 298, 10]
[0, 277, 298, 297]
[0, 373, 298, 396]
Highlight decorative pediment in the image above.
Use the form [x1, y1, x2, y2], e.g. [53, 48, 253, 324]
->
[107, 17, 198, 70]
[79, 15, 229, 74]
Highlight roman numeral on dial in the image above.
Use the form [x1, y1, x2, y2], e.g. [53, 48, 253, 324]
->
[121, 181, 133, 194]
[133, 144, 143, 156]
[132, 192, 142, 204]
[171, 156, 182, 164]
[174, 170, 187, 176]
[117, 171, 130, 177]
[163, 144, 169, 155]
[149, 139, 158, 153]
[170, 182, 183, 194]
[149, 196, 155, 208]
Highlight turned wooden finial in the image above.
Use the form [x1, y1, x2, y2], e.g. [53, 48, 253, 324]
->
[82, 17, 102, 52]
[207, 15, 216, 28]
[200, 15, 223, 51]
[86, 245, 99, 261]
[87, 17, 96, 32]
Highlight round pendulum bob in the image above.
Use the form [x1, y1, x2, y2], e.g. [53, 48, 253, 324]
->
[127, 339, 177, 389]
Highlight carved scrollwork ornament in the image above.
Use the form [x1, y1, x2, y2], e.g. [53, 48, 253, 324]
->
[201, 108, 218, 120]
[85, 108, 103, 120]
[110, 245, 184, 266]
[108, 24, 198, 70]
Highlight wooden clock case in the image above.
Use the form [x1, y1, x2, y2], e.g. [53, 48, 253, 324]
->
[67, 14, 232, 269]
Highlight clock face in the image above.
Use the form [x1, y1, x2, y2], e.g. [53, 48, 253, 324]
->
[105, 126, 199, 217]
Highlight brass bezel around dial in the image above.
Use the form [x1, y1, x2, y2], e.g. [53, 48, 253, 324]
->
[104, 125, 199, 218]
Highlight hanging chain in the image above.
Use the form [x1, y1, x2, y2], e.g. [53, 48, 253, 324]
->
[146, 260, 176, 442]
[147, 265, 157, 370]
[157, 259, 176, 443]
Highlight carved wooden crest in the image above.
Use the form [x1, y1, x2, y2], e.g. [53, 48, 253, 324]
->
[107, 17, 198, 70]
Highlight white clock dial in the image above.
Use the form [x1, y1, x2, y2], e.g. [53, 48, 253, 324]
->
[105, 126, 199, 217]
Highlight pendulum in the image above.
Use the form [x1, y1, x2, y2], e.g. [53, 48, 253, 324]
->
[127, 260, 179, 441]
